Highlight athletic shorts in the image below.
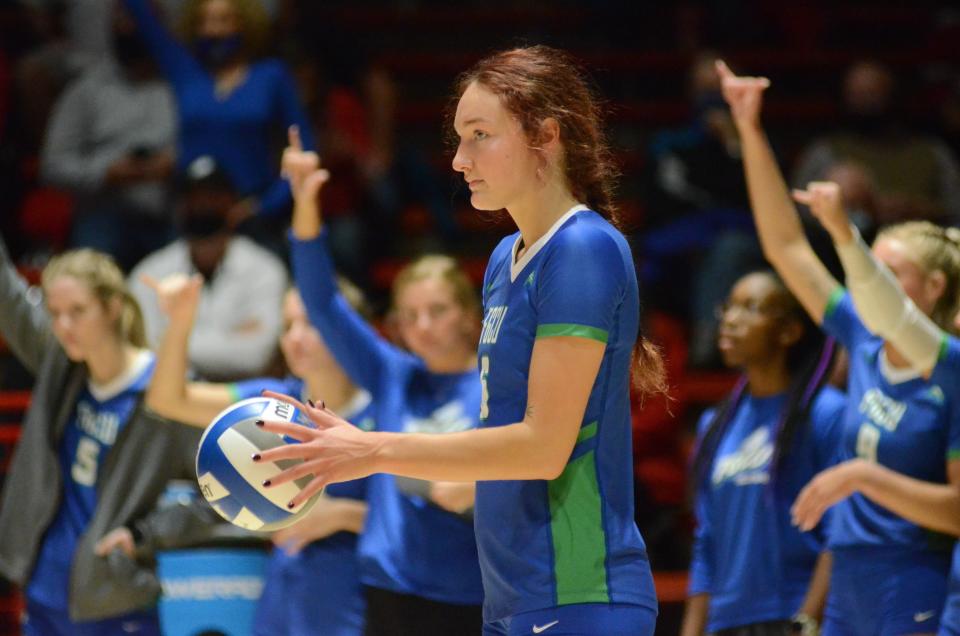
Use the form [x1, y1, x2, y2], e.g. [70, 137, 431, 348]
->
[22, 599, 160, 636]
[823, 547, 949, 636]
[711, 621, 792, 636]
[482, 603, 657, 636]
[937, 572, 960, 636]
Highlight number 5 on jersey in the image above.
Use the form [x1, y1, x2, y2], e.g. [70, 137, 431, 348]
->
[72, 437, 101, 486]
[855, 422, 880, 463]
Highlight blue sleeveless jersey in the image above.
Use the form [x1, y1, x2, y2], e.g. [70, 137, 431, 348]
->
[689, 388, 845, 631]
[474, 206, 657, 622]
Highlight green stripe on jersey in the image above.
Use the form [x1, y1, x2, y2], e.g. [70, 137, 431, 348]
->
[948, 449, 960, 461]
[227, 384, 242, 402]
[536, 323, 608, 344]
[577, 421, 598, 444]
[823, 286, 846, 321]
[938, 333, 950, 362]
[548, 449, 609, 606]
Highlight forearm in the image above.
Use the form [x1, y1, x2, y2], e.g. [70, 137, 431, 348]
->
[290, 186, 322, 239]
[738, 123, 837, 318]
[855, 461, 960, 536]
[679, 594, 709, 636]
[146, 319, 198, 424]
[738, 124, 809, 259]
[796, 551, 831, 620]
[834, 228, 943, 373]
[374, 420, 568, 482]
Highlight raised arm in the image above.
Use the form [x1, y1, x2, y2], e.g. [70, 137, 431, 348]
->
[796, 181, 945, 375]
[143, 273, 236, 427]
[282, 127, 398, 396]
[0, 236, 54, 374]
[121, 0, 197, 81]
[717, 61, 839, 323]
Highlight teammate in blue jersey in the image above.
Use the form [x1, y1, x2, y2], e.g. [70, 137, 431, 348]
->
[260, 45, 667, 636]
[274, 130, 484, 636]
[780, 181, 960, 636]
[718, 60, 960, 635]
[0, 242, 199, 635]
[105, 274, 375, 636]
[680, 271, 844, 636]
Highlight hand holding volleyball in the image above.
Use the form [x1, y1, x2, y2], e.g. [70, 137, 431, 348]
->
[252, 391, 380, 509]
[716, 59, 770, 129]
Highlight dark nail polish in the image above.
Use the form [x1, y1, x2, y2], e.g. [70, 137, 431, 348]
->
[307, 399, 316, 408]
[319, 400, 325, 409]
[255, 420, 264, 427]
[262, 479, 271, 487]
[286, 501, 295, 509]
[251, 453, 261, 461]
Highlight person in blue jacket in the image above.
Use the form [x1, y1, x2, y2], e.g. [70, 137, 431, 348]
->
[680, 270, 844, 636]
[784, 180, 960, 636]
[122, 0, 314, 222]
[262, 45, 665, 636]
[718, 60, 960, 635]
[274, 125, 484, 635]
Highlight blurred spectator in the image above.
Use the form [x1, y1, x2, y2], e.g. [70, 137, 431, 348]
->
[122, 0, 314, 229]
[793, 60, 960, 226]
[41, 3, 177, 273]
[638, 52, 758, 367]
[130, 156, 287, 381]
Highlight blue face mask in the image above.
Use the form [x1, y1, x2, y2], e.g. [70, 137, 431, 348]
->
[194, 35, 242, 69]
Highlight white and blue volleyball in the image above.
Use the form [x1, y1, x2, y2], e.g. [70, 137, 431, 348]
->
[196, 396, 321, 531]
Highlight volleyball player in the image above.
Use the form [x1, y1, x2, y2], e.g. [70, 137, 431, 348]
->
[680, 270, 843, 636]
[718, 60, 960, 634]
[259, 45, 665, 636]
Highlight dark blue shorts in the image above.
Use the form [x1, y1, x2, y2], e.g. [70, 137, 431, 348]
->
[482, 603, 656, 636]
[22, 600, 160, 636]
[823, 548, 949, 636]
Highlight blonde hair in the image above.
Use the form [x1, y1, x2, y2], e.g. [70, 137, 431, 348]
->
[178, 0, 271, 59]
[42, 249, 147, 348]
[390, 255, 480, 321]
[876, 221, 960, 334]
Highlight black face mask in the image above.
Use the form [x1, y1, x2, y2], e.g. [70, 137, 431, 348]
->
[179, 210, 228, 239]
[194, 35, 243, 69]
[113, 31, 152, 66]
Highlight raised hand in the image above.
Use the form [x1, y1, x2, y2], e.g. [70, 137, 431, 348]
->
[141, 273, 203, 325]
[792, 181, 855, 243]
[715, 59, 770, 130]
[281, 125, 330, 207]
[252, 390, 381, 508]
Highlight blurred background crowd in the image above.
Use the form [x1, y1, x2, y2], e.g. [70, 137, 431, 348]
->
[0, 0, 958, 626]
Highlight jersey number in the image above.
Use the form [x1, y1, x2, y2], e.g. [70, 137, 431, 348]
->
[855, 422, 880, 463]
[480, 355, 490, 420]
[72, 437, 100, 487]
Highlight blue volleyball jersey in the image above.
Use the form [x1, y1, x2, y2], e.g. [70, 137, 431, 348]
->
[232, 376, 373, 635]
[290, 233, 484, 605]
[474, 206, 657, 622]
[689, 387, 845, 631]
[821, 290, 960, 552]
[27, 352, 155, 610]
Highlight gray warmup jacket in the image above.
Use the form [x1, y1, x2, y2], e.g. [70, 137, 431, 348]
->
[0, 239, 200, 621]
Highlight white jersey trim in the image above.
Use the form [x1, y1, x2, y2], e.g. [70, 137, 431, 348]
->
[510, 204, 589, 283]
[88, 349, 154, 402]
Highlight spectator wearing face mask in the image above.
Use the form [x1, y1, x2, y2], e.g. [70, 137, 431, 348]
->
[129, 156, 288, 381]
[41, 1, 177, 273]
[121, 0, 315, 227]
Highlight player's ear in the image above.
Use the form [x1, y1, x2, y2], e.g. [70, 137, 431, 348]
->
[538, 117, 561, 155]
